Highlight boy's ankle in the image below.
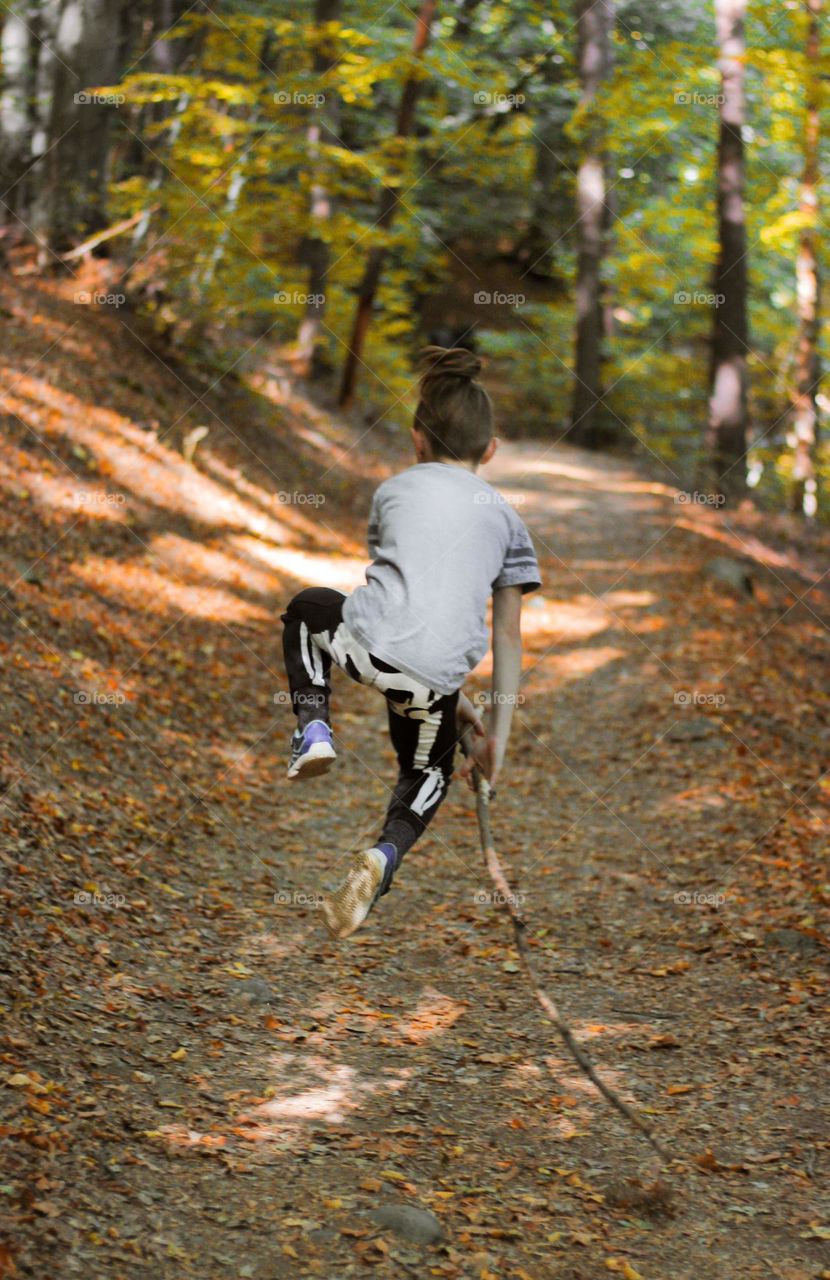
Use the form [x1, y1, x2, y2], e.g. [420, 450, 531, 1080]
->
[295, 688, 330, 728]
[297, 713, 331, 731]
[373, 841, 397, 895]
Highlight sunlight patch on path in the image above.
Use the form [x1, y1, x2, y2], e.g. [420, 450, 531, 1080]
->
[231, 536, 368, 592]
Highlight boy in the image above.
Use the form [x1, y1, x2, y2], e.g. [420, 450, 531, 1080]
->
[281, 347, 540, 940]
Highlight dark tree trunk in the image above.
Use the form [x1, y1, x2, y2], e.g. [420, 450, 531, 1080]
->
[453, 0, 482, 39]
[520, 120, 562, 278]
[198, 32, 279, 296]
[338, 0, 436, 410]
[0, 2, 38, 226]
[29, 0, 130, 253]
[790, 0, 821, 516]
[27, 0, 63, 255]
[569, 0, 614, 447]
[128, 0, 200, 263]
[296, 0, 342, 380]
[515, 57, 568, 287]
[707, 0, 749, 501]
[147, 0, 186, 73]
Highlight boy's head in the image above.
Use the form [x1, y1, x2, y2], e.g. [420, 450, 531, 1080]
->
[413, 346, 496, 466]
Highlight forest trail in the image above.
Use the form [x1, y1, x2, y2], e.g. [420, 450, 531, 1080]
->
[0, 279, 828, 1280]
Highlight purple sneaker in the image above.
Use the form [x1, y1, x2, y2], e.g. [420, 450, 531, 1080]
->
[287, 719, 336, 780]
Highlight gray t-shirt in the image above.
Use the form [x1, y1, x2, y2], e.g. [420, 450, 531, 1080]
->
[342, 463, 541, 696]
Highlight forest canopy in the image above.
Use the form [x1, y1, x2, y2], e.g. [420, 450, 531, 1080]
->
[0, 0, 825, 515]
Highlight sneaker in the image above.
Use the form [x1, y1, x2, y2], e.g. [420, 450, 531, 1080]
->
[286, 719, 336, 780]
[320, 848, 387, 940]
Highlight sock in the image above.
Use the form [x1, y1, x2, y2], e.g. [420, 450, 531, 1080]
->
[373, 841, 397, 895]
[381, 818, 420, 859]
[295, 689, 329, 729]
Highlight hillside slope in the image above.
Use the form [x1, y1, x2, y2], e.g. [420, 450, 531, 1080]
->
[0, 280, 828, 1280]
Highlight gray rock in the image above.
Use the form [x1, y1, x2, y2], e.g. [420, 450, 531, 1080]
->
[767, 928, 823, 958]
[235, 977, 273, 1004]
[307, 1227, 338, 1244]
[704, 556, 754, 597]
[667, 717, 720, 742]
[369, 1203, 445, 1246]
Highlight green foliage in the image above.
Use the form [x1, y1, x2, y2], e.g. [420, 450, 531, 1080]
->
[104, 0, 828, 517]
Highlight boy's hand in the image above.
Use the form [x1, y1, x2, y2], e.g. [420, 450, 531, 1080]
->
[457, 732, 500, 792]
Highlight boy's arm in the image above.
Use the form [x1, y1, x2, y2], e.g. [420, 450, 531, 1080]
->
[489, 585, 523, 782]
[458, 585, 523, 789]
[456, 690, 483, 731]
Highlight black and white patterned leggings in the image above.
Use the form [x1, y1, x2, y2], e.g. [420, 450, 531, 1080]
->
[281, 587, 459, 882]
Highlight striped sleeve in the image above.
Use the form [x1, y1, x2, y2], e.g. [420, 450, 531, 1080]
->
[493, 515, 541, 594]
[367, 489, 381, 559]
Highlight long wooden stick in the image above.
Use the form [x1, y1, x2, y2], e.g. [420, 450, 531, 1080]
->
[461, 732, 671, 1164]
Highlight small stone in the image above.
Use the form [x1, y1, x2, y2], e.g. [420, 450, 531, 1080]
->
[369, 1203, 445, 1245]
[767, 928, 822, 958]
[307, 1227, 337, 1244]
[235, 977, 273, 1004]
[703, 556, 754, 597]
[667, 717, 719, 743]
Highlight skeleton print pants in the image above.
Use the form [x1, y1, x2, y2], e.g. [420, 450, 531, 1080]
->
[281, 587, 459, 879]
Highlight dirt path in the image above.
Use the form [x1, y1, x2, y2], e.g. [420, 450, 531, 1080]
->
[1, 289, 828, 1280]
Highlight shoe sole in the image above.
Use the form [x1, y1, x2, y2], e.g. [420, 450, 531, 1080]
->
[287, 741, 336, 781]
[320, 850, 384, 940]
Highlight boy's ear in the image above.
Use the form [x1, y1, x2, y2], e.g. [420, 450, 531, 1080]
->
[412, 427, 431, 461]
[480, 436, 499, 465]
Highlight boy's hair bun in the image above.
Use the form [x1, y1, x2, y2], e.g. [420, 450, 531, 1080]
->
[419, 345, 483, 383]
[414, 346, 492, 463]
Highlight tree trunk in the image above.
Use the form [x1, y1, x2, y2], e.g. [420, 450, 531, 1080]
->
[30, 0, 129, 253]
[707, 0, 749, 501]
[338, 0, 436, 410]
[27, 0, 63, 256]
[790, 0, 821, 517]
[296, 0, 342, 380]
[147, 0, 187, 75]
[569, 0, 614, 447]
[128, 0, 205, 268]
[453, 0, 482, 39]
[515, 49, 567, 286]
[200, 33, 279, 292]
[0, 2, 37, 227]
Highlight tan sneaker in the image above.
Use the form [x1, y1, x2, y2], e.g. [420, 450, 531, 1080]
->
[320, 848, 386, 940]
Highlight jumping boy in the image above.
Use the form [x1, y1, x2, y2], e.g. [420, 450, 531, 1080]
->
[280, 346, 540, 940]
